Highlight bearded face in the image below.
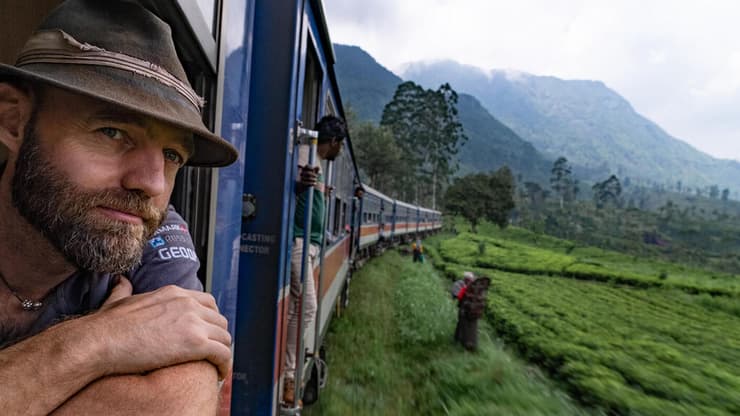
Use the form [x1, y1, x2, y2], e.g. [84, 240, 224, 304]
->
[10, 117, 166, 274]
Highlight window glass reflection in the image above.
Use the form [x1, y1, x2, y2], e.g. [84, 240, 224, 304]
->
[195, 0, 215, 34]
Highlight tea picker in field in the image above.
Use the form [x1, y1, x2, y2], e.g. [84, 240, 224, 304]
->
[451, 271, 475, 300]
[452, 272, 490, 350]
[411, 237, 424, 263]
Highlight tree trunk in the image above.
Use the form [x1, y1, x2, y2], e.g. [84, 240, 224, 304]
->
[432, 171, 437, 210]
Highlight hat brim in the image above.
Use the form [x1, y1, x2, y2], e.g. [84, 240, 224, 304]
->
[0, 62, 238, 167]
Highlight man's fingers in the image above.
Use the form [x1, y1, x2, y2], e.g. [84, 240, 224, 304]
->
[205, 343, 233, 380]
[189, 290, 220, 311]
[102, 276, 133, 307]
[205, 319, 232, 347]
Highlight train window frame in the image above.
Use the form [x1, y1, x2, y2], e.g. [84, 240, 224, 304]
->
[301, 42, 323, 128]
[324, 91, 336, 116]
[342, 201, 348, 231]
[332, 197, 342, 235]
[132, 0, 221, 287]
[174, 0, 219, 71]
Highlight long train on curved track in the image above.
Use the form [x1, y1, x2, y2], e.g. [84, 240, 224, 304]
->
[3, 1, 441, 414]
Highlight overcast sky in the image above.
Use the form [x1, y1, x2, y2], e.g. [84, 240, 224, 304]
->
[323, 0, 740, 161]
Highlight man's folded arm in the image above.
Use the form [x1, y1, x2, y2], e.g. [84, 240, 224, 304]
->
[51, 361, 220, 416]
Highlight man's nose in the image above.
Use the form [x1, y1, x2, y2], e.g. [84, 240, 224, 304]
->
[120, 145, 166, 198]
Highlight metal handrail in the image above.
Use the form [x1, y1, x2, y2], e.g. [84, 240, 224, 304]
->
[313, 160, 333, 353]
[287, 129, 318, 414]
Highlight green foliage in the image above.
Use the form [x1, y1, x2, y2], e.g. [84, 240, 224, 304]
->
[434, 222, 740, 415]
[349, 121, 402, 191]
[592, 174, 622, 208]
[515, 195, 740, 274]
[394, 260, 456, 346]
[305, 251, 596, 416]
[439, 228, 738, 296]
[486, 272, 740, 416]
[444, 167, 516, 232]
[445, 173, 491, 232]
[489, 166, 516, 228]
[550, 156, 575, 208]
[380, 81, 467, 204]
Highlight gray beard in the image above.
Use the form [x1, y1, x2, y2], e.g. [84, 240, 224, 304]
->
[10, 118, 164, 274]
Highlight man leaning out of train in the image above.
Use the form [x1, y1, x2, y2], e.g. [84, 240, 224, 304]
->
[284, 115, 347, 405]
[0, 1, 238, 414]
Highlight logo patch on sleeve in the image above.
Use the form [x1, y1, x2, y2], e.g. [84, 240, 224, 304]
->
[149, 236, 166, 248]
[154, 224, 189, 236]
[158, 246, 199, 262]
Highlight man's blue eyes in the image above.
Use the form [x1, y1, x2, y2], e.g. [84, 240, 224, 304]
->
[98, 128, 185, 166]
[164, 149, 185, 166]
[99, 127, 124, 140]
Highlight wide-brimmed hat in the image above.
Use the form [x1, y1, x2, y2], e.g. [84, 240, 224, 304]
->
[0, 0, 238, 167]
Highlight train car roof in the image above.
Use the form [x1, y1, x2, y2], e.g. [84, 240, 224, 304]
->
[363, 184, 394, 202]
[395, 200, 418, 210]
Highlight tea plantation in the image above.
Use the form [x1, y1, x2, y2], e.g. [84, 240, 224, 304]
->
[430, 228, 740, 415]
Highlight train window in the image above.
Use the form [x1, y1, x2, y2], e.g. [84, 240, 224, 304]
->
[342, 201, 348, 231]
[333, 198, 342, 235]
[193, 0, 216, 33]
[136, 0, 218, 72]
[325, 92, 336, 116]
[301, 43, 323, 128]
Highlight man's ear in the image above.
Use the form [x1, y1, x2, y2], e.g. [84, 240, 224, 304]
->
[0, 82, 34, 154]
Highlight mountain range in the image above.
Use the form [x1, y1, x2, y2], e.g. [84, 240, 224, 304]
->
[335, 44, 740, 191]
[334, 45, 551, 182]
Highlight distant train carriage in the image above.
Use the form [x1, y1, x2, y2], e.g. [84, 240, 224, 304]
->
[393, 200, 417, 240]
[357, 185, 383, 252]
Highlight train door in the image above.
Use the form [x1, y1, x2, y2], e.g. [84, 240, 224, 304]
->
[229, 0, 330, 413]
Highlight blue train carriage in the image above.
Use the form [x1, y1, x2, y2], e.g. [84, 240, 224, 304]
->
[357, 184, 382, 251]
[220, 0, 364, 414]
[356, 185, 395, 257]
[418, 206, 443, 234]
[393, 199, 418, 241]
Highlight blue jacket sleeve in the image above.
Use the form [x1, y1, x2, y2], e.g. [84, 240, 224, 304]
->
[128, 205, 203, 293]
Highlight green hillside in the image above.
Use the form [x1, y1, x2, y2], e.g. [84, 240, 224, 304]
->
[334, 44, 552, 180]
[456, 93, 551, 180]
[333, 44, 403, 124]
[403, 60, 740, 192]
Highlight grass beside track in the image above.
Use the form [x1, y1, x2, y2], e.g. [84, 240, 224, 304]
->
[304, 250, 595, 416]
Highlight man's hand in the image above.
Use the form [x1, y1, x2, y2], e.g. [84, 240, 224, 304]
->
[86, 277, 232, 379]
[295, 165, 319, 194]
[0, 278, 231, 416]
